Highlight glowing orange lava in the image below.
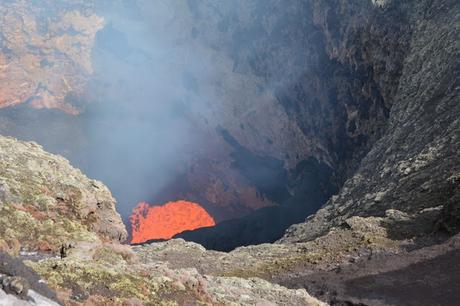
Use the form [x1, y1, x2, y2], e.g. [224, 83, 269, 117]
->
[130, 200, 215, 244]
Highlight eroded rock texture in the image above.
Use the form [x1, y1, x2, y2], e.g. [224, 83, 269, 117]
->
[281, 0, 460, 243]
[0, 1, 102, 114]
[0, 135, 126, 255]
[151, 0, 404, 222]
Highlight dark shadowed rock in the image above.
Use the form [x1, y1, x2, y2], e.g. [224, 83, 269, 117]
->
[281, 0, 460, 244]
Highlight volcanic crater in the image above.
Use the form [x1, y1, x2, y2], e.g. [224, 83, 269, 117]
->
[0, 0, 458, 305]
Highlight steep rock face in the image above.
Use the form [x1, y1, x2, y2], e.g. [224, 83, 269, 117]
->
[183, 0, 409, 183]
[132, 0, 417, 240]
[0, 135, 126, 254]
[161, 0, 414, 247]
[281, 0, 460, 243]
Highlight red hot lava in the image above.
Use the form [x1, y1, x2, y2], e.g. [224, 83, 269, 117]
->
[130, 200, 215, 244]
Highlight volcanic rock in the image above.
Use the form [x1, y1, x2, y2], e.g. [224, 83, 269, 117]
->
[0, 1, 102, 114]
[0, 135, 127, 254]
[133, 213, 460, 305]
[28, 243, 326, 305]
[280, 0, 460, 244]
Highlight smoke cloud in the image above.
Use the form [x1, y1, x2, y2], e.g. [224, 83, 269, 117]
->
[0, 0, 335, 242]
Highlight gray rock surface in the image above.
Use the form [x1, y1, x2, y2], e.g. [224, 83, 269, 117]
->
[281, 0, 460, 243]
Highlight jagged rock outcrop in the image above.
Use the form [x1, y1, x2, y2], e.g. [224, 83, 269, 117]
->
[0, 135, 126, 255]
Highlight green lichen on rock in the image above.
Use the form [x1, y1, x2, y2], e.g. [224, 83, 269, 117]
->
[0, 136, 126, 254]
[0, 204, 99, 254]
[147, 216, 402, 281]
[26, 257, 179, 305]
[28, 241, 327, 306]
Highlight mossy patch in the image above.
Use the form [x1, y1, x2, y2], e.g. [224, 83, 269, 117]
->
[219, 220, 398, 280]
[0, 136, 127, 244]
[0, 203, 98, 254]
[27, 257, 182, 305]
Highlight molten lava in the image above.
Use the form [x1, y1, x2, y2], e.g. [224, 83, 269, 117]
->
[130, 200, 215, 244]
